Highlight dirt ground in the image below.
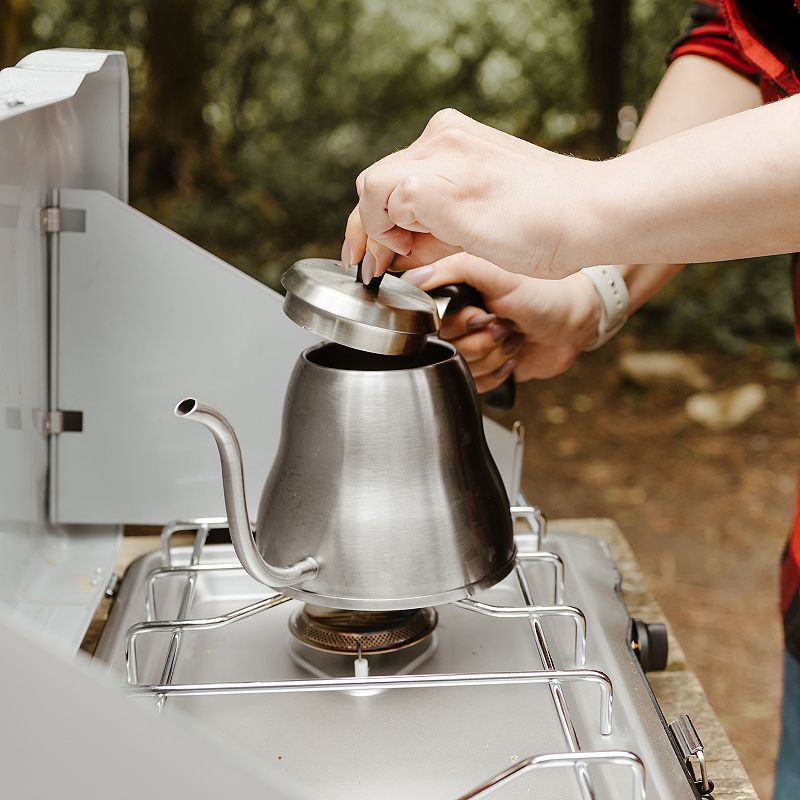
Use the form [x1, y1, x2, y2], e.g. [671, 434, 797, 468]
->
[490, 339, 800, 800]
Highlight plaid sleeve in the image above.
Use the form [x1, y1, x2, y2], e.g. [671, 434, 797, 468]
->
[667, 1, 760, 83]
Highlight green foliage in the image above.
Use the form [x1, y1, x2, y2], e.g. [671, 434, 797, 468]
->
[16, 1, 626, 275]
[631, 256, 797, 358]
[18, 0, 797, 354]
[625, 0, 687, 105]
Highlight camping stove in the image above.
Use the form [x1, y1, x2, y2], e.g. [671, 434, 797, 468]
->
[94, 512, 712, 800]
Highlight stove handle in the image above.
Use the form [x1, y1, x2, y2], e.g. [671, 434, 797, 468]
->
[630, 618, 669, 672]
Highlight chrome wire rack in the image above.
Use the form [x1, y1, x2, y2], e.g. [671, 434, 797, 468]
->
[121, 508, 646, 800]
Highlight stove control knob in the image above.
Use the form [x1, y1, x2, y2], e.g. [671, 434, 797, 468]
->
[631, 618, 669, 672]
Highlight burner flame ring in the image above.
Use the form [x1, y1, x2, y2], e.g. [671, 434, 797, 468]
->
[289, 605, 438, 655]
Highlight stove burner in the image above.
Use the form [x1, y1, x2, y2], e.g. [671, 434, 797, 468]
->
[289, 605, 438, 655]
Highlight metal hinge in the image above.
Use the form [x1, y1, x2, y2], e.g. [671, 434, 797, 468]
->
[45, 410, 84, 435]
[39, 206, 86, 234]
[669, 714, 713, 796]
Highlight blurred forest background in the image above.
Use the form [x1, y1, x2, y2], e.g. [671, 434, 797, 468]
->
[1, 0, 796, 359]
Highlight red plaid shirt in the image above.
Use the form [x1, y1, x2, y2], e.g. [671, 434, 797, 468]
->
[668, 0, 800, 656]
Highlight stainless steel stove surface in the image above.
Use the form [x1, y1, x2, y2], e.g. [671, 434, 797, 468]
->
[94, 516, 701, 800]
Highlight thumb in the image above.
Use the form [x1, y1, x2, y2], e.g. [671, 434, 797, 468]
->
[401, 252, 519, 300]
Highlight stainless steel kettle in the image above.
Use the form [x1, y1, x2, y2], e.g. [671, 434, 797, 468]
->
[175, 339, 516, 610]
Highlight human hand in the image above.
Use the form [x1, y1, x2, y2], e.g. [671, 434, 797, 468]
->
[402, 253, 601, 392]
[340, 204, 461, 282]
[346, 108, 603, 281]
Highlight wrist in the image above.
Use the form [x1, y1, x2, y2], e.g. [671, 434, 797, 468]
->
[563, 271, 603, 349]
[549, 158, 614, 274]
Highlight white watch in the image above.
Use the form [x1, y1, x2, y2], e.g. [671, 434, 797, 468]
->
[580, 265, 629, 351]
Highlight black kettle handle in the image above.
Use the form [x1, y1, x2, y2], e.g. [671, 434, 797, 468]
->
[429, 284, 516, 411]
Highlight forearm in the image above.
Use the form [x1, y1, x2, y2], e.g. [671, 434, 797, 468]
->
[577, 94, 800, 269]
[614, 263, 683, 313]
[609, 56, 762, 312]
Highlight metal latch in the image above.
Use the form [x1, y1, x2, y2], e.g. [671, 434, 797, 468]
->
[669, 714, 713, 795]
[45, 410, 83, 435]
[38, 206, 86, 234]
[104, 573, 120, 599]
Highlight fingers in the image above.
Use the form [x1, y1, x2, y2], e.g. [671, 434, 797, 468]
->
[355, 165, 415, 257]
[342, 214, 461, 276]
[352, 111, 504, 275]
[362, 238, 396, 283]
[441, 313, 522, 381]
[464, 329, 524, 378]
[436, 302, 522, 392]
[391, 234, 461, 271]
[342, 206, 367, 266]
[439, 306, 496, 340]
[348, 106, 549, 282]
[383, 172, 464, 266]
[350, 111, 476, 265]
[401, 251, 520, 299]
[385, 172, 442, 231]
[357, 159, 466, 274]
[475, 360, 516, 394]
[342, 207, 397, 281]
[395, 251, 529, 391]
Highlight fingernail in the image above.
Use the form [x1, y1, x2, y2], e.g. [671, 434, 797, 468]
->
[489, 320, 515, 343]
[361, 250, 376, 284]
[466, 312, 496, 331]
[502, 332, 524, 355]
[493, 359, 516, 380]
[402, 265, 434, 286]
[340, 242, 351, 267]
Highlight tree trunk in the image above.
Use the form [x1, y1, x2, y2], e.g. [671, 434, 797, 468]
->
[134, 0, 208, 197]
[587, 0, 631, 157]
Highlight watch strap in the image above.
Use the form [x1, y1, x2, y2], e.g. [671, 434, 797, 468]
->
[580, 265, 629, 351]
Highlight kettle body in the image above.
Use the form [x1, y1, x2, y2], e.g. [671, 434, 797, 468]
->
[254, 340, 516, 610]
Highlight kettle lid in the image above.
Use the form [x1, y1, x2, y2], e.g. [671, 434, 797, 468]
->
[280, 258, 440, 356]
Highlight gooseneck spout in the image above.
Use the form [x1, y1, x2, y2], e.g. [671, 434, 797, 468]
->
[174, 398, 318, 586]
